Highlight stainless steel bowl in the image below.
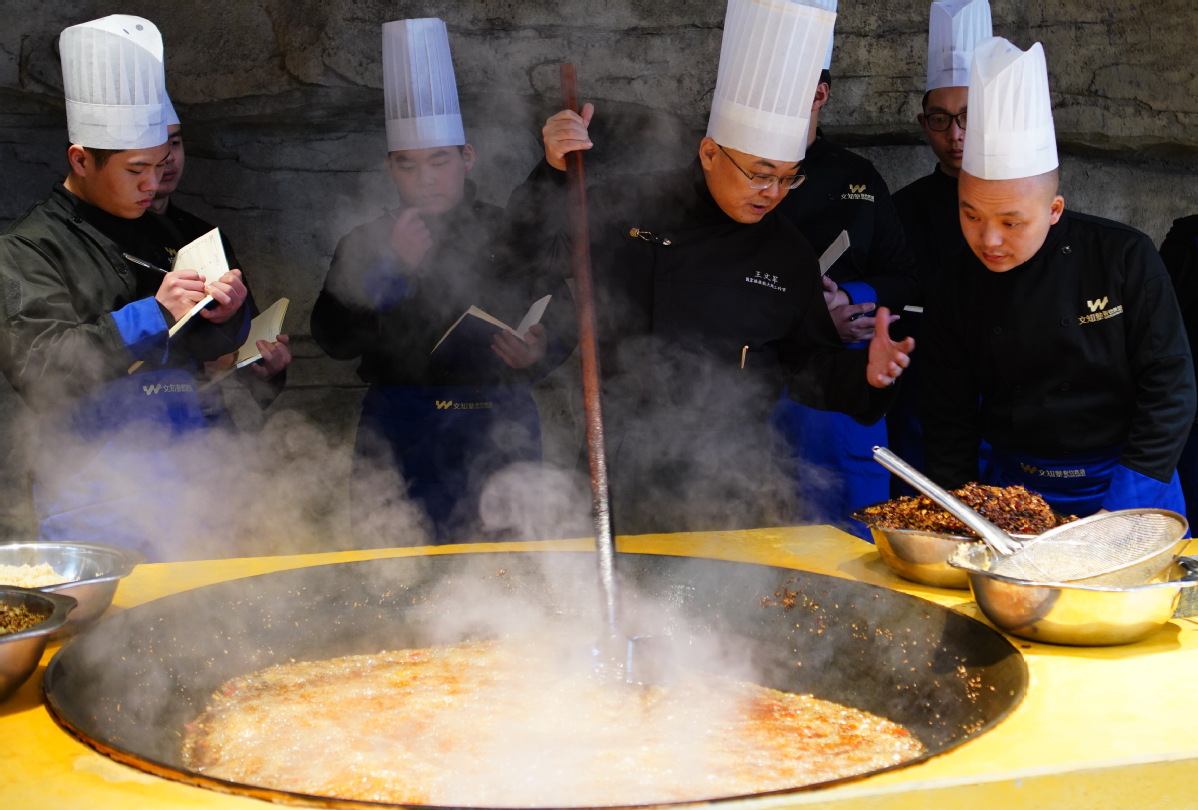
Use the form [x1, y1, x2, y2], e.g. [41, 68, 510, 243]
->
[865, 525, 981, 589]
[0, 542, 143, 636]
[0, 587, 76, 702]
[948, 544, 1198, 646]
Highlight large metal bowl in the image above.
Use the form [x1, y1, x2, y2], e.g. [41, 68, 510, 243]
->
[948, 544, 1198, 646]
[863, 525, 982, 589]
[853, 507, 1048, 590]
[0, 542, 143, 636]
[0, 587, 76, 702]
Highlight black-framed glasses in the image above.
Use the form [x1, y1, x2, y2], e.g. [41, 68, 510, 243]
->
[924, 111, 967, 132]
[717, 145, 805, 190]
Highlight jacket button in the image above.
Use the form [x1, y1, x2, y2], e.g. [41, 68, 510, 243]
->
[71, 216, 82, 224]
[992, 326, 1003, 335]
[1060, 382, 1070, 391]
[1061, 317, 1070, 326]
[1061, 245, 1072, 255]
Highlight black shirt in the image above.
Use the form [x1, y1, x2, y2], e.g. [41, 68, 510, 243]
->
[893, 164, 965, 292]
[920, 209, 1196, 487]
[310, 184, 572, 388]
[775, 134, 920, 313]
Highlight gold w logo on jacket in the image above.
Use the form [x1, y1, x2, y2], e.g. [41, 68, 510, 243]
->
[142, 384, 163, 395]
[435, 400, 454, 410]
[848, 183, 867, 194]
[1086, 297, 1109, 312]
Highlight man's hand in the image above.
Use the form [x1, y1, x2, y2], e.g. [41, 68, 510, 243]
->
[251, 333, 292, 379]
[822, 277, 878, 342]
[821, 275, 850, 309]
[389, 207, 433, 270]
[492, 323, 547, 369]
[542, 104, 595, 171]
[830, 303, 879, 343]
[866, 306, 914, 388]
[201, 269, 248, 324]
[155, 268, 208, 322]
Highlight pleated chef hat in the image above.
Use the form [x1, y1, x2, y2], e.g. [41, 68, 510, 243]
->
[60, 15, 167, 150]
[707, 0, 836, 162]
[807, 0, 837, 71]
[962, 37, 1058, 180]
[382, 18, 464, 153]
[925, 0, 992, 91]
[164, 92, 180, 127]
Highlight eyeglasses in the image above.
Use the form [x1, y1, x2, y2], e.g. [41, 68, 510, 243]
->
[924, 111, 967, 132]
[717, 145, 805, 190]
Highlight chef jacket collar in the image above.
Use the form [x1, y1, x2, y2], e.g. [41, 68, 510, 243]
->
[990, 207, 1071, 275]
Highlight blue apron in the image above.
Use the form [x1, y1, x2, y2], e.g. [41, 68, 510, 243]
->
[983, 446, 1187, 519]
[351, 384, 542, 543]
[34, 368, 212, 560]
[771, 391, 888, 541]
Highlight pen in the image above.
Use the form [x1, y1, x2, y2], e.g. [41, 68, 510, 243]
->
[122, 253, 169, 275]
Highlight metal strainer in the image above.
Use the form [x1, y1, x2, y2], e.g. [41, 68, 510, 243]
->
[872, 447, 1190, 586]
[988, 508, 1189, 586]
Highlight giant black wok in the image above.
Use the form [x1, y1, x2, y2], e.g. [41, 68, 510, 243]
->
[45, 550, 1027, 807]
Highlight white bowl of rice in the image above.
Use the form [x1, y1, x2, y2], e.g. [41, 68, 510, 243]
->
[0, 543, 143, 636]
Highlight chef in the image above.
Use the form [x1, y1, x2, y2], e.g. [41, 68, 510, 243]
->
[895, 0, 992, 284]
[310, 18, 573, 543]
[141, 96, 291, 417]
[1159, 215, 1198, 516]
[769, 0, 921, 534]
[508, 0, 913, 534]
[889, 0, 993, 491]
[920, 37, 1195, 516]
[0, 16, 252, 557]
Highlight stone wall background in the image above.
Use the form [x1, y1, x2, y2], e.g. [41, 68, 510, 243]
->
[0, 0, 1195, 542]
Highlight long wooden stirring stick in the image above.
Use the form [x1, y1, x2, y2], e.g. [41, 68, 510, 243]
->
[559, 63, 620, 658]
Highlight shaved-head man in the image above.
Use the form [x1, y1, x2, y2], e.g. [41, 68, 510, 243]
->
[920, 38, 1194, 518]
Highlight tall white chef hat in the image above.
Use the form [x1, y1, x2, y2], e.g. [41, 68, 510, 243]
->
[924, 0, 991, 91]
[60, 15, 168, 150]
[925, 0, 992, 91]
[382, 18, 465, 153]
[707, 0, 836, 162]
[806, 0, 837, 70]
[962, 37, 1058, 180]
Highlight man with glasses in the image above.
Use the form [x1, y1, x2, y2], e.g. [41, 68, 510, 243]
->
[507, 0, 912, 534]
[887, 0, 993, 494]
[895, 0, 991, 287]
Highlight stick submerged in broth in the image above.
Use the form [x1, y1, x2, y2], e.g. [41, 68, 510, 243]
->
[559, 62, 622, 670]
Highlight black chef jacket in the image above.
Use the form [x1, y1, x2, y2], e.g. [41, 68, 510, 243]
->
[920, 209, 1196, 489]
[774, 134, 920, 314]
[310, 183, 572, 388]
[1160, 215, 1198, 367]
[508, 158, 895, 533]
[893, 165, 965, 291]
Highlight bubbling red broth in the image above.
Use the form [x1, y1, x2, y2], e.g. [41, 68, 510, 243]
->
[182, 636, 925, 807]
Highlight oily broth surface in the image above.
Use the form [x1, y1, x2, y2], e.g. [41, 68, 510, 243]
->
[182, 637, 924, 806]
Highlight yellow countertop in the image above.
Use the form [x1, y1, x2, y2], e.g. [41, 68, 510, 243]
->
[3, 527, 1198, 809]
